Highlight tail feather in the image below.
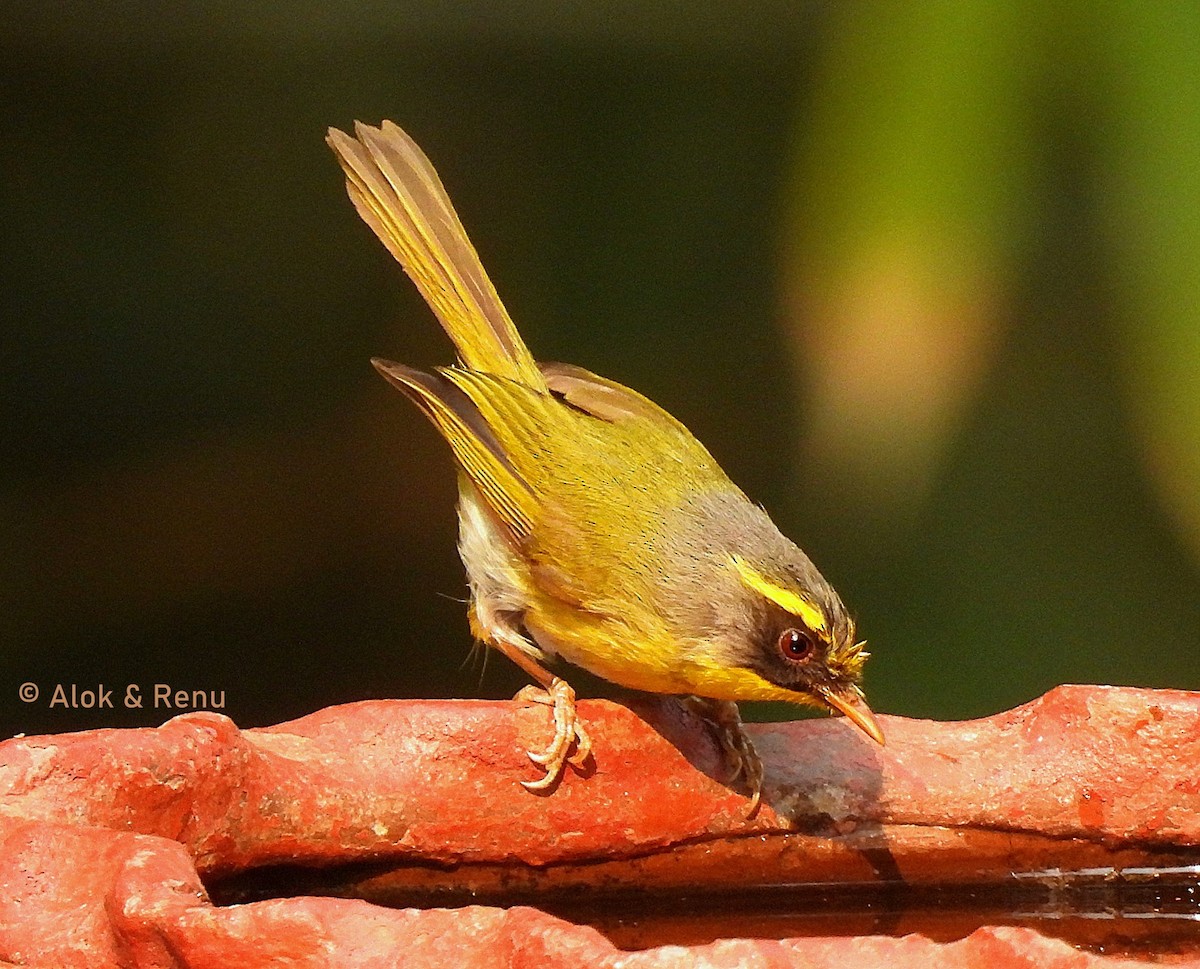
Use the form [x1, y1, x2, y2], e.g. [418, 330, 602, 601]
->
[328, 121, 544, 390]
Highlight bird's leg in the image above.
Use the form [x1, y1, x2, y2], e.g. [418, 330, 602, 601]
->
[683, 696, 764, 816]
[485, 629, 593, 792]
[514, 678, 593, 773]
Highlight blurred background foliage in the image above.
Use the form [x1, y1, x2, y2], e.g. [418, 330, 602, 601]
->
[2, 2, 1196, 737]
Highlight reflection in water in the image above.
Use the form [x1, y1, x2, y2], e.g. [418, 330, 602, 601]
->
[212, 859, 1200, 956]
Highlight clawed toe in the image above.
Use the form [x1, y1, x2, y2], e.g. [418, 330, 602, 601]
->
[520, 767, 560, 792]
[685, 696, 765, 817]
[517, 677, 591, 791]
[566, 721, 593, 767]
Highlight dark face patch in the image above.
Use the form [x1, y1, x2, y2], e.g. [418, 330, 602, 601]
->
[743, 598, 863, 702]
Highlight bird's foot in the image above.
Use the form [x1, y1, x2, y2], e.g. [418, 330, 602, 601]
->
[684, 696, 764, 817]
[514, 677, 593, 791]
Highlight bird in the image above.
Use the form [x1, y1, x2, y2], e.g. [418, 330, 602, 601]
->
[326, 121, 884, 813]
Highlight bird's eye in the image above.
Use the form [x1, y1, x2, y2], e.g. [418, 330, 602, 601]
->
[778, 628, 815, 664]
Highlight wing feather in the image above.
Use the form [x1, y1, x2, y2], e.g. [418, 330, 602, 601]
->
[372, 359, 536, 541]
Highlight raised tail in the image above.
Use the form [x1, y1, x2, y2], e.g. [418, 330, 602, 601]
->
[327, 121, 544, 390]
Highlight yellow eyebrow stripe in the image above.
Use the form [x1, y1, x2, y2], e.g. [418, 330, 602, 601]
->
[730, 555, 827, 633]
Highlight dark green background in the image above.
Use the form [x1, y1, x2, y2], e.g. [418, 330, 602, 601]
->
[3, 4, 1196, 738]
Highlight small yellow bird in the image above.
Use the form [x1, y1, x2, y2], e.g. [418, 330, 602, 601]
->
[327, 121, 883, 812]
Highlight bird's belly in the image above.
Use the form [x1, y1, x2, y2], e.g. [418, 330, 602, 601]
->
[523, 606, 693, 696]
[457, 477, 693, 696]
[456, 479, 546, 661]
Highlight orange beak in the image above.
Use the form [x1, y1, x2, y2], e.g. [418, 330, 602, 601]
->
[822, 689, 886, 746]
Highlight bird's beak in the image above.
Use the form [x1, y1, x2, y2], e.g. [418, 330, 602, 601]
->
[821, 688, 886, 746]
